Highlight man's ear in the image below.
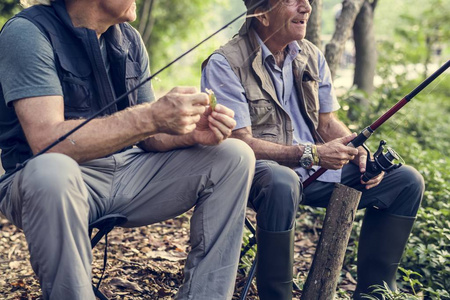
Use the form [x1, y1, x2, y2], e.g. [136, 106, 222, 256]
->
[254, 7, 270, 27]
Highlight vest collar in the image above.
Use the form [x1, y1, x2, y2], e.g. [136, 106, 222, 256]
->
[246, 30, 280, 107]
[51, 0, 91, 39]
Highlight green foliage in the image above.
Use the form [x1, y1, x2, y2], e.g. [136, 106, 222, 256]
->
[0, 0, 22, 27]
[239, 229, 257, 271]
[338, 67, 450, 298]
[398, 268, 423, 296]
[360, 282, 421, 300]
[375, 0, 449, 79]
[133, 0, 245, 94]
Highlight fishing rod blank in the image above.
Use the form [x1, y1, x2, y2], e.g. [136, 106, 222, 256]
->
[303, 60, 450, 188]
[0, 0, 266, 183]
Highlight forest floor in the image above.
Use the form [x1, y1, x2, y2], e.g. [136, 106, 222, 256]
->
[0, 209, 357, 299]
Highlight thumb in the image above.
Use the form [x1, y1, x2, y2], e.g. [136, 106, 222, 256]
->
[340, 133, 357, 145]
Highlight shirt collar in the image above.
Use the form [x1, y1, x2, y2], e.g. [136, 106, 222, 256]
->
[255, 33, 302, 65]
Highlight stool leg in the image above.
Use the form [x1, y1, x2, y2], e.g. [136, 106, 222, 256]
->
[239, 257, 257, 300]
[93, 285, 109, 300]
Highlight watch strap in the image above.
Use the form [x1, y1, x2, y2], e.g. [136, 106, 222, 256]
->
[311, 144, 319, 165]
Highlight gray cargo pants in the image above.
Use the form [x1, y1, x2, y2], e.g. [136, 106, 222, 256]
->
[248, 161, 424, 234]
[0, 138, 255, 300]
[302, 163, 424, 217]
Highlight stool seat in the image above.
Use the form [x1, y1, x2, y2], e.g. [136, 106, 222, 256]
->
[89, 214, 128, 248]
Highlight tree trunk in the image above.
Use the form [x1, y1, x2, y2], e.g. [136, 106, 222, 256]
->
[324, 0, 365, 79]
[301, 184, 362, 300]
[306, 0, 323, 50]
[353, 0, 377, 99]
[137, 0, 156, 47]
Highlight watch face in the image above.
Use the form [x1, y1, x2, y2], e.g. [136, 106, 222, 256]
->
[301, 157, 313, 168]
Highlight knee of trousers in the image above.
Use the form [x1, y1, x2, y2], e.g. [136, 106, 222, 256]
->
[214, 138, 256, 174]
[20, 153, 88, 211]
[387, 165, 425, 216]
[395, 165, 424, 198]
[401, 165, 425, 194]
[252, 163, 301, 228]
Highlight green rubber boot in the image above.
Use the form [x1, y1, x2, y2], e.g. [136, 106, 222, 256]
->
[256, 226, 294, 300]
[354, 208, 416, 299]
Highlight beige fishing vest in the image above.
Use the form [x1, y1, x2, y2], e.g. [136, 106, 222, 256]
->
[203, 28, 324, 145]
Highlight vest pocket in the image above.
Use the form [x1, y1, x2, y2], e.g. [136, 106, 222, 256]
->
[248, 99, 283, 142]
[56, 53, 93, 112]
[301, 70, 319, 115]
[61, 76, 91, 110]
[252, 124, 282, 143]
[125, 61, 142, 105]
[248, 96, 278, 125]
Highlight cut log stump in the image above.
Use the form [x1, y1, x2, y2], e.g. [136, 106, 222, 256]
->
[302, 183, 362, 300]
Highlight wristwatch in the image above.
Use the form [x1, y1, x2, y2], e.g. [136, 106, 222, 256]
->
[299, 143, 317, 169]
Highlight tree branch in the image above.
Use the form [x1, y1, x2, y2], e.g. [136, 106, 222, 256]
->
[324, 0, 365, 79]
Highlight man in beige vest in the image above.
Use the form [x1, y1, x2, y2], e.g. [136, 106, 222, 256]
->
[202, 0, 424, 299]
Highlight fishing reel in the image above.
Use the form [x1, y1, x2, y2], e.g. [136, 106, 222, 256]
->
[361, 140, 404, 182]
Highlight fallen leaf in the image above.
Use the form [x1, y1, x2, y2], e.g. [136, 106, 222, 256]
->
[9, 261, 21, 269]
[109, 277, 143, 292]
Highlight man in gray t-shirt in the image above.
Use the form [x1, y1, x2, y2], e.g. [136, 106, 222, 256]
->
[0, 1, 256, 299]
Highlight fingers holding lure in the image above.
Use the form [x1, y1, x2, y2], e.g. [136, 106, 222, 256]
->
[204, 88, 236, 136]
[205, 88, 217, 111]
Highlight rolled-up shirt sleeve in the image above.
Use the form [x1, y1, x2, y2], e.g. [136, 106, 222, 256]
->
[317, 50, 340, 113]
[201, 53, 252, 130]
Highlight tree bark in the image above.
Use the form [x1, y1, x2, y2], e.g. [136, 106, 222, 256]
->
[137, 0, 156, 47]
[324, 0, 364, 79]
[301, 183, 362, 300]
[306, 0, 323, 50]
[353, 0, 377, 98]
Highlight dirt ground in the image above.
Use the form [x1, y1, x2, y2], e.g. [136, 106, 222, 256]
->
[0, 209, 357, 300]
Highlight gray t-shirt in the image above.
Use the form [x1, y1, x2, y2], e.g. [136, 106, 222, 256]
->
[0, 17, 154, 107]
[0, 17, 154, 173]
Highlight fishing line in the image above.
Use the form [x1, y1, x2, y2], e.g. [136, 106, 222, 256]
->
[212, 0, 311, 86]
[382, 70, 448, 140]
[303, 60, 450, 187]
[0, 0, 266, 182]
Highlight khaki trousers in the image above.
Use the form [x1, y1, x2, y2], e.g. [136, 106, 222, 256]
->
[0, 139, 255, 300]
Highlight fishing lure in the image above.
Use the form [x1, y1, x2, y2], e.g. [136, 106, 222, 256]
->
[205, 88, 217, 110]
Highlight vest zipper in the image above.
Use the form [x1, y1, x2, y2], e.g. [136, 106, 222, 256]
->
[86, 30, 117, 115]
[117, 48, 129, 111]
[297, 68, 324, 144]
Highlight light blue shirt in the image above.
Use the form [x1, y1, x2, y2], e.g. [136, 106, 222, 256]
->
[201, 34, 341, 183]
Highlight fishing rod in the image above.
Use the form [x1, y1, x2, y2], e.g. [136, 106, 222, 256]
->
[303, 60, 450, 188]
[0, 0, 265, 183]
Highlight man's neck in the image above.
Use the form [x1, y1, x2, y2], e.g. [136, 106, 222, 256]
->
[273, 48, 288, 68]
[65, 0, 109, 39]
[256, 28, 289, 68]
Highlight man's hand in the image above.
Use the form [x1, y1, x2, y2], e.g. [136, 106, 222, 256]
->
[138, 88, 236, 152]
[316, 133, 359, 170]
[352, 145, 368, 172]
[150, 87, 208, 135]
[191, 103, 236, 145]
[352, 146, 384, 189]
[361, 171, 384, 189]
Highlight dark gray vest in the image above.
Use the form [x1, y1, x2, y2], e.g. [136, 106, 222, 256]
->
[0, 0, 144, 173]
